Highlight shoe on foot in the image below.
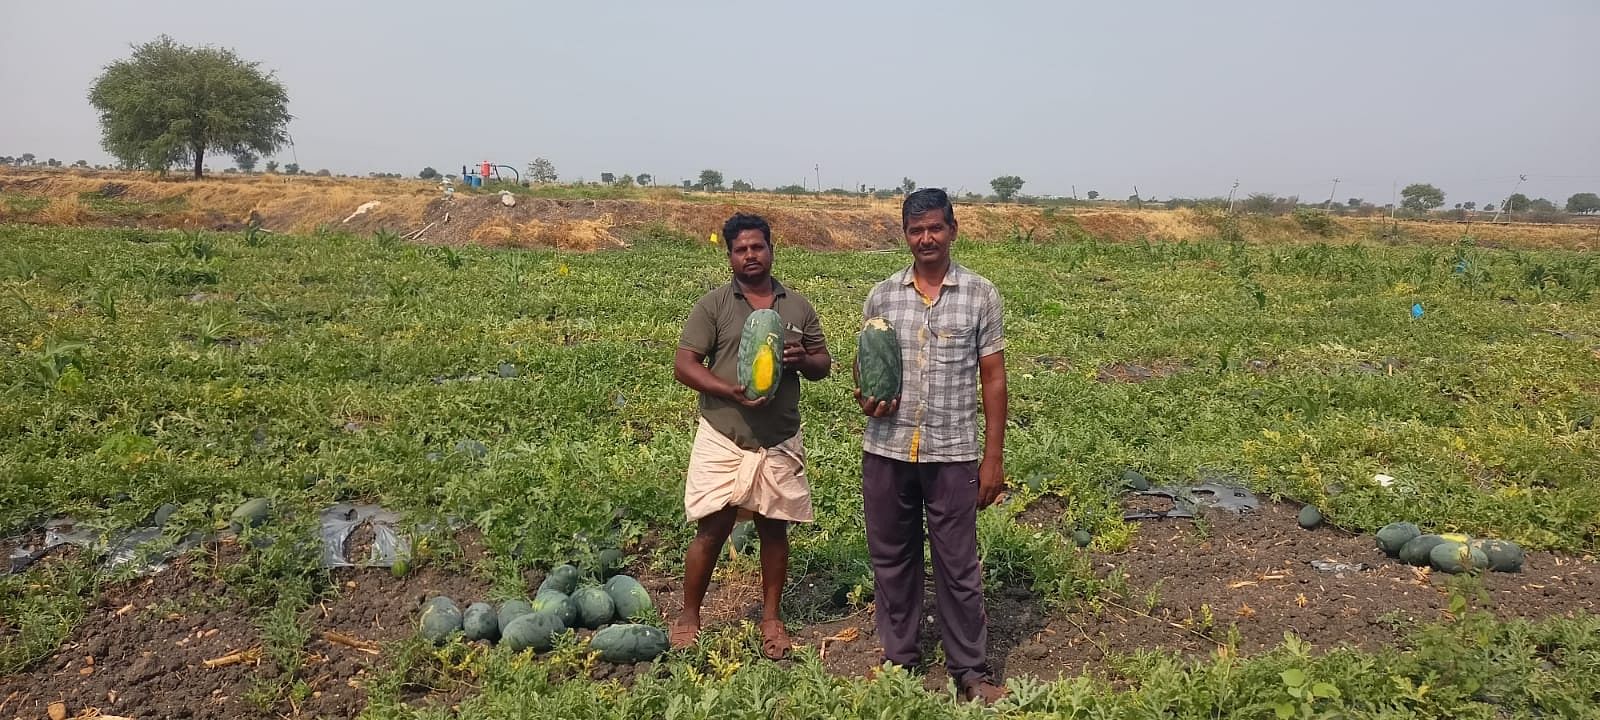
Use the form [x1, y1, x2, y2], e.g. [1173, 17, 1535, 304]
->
[962, 679, 1007, 704]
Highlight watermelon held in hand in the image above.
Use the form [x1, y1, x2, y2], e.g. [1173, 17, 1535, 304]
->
[856, 316, 902, 401]
[738, 309, 784, 400]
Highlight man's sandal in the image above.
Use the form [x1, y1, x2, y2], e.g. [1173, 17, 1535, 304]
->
[759, 618, 792, 660]
[669, 618, 699, 650]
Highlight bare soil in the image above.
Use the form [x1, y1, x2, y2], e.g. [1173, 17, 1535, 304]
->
[1096, 360, 1188, 384]
[795, 500, 1597, 689]
[3, 502, 1595, 717]
[414, 195, 903, 251]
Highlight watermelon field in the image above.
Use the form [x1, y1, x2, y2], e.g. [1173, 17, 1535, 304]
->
[2, 220, 1599, 719]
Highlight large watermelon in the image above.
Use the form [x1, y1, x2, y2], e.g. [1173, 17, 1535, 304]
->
[463, 602, 498, 642]
[589, 623, 669, 663]
[856, 316, 902, 401]
[1399, 535, 1446, 566]
[497, 600, 533, 635]
[605, 575, 654, 621]
[532, 590, 577, 628]
[571, 586, 616, 629]
[502, 612, 565, 653]
[418, 597, 462, 644]
[1375, 522, 1421, 557]
[738, 309, 784, 400]
[538, 564, 581, 596]
[1430, 542, 1489, 574]
[1472, 539, 1525, 573]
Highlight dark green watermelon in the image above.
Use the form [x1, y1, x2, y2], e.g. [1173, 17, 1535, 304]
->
[589, 623, 668, 663]
[502, 612, 565, 653]
[463, 602, 498, 642]
[1399, 535, 1446, 566]
[418, 596, 462, 644]
[1375, 522, 1421, 557]
[1472, 539, 1524, 573]
[856, 316, 902, 401]
[571, 586, 616, 629]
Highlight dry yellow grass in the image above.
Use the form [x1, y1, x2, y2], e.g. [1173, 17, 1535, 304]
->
[2, 168, 1592, 251]
[0, 168, 434, 233]
[38, 195, 85, 225]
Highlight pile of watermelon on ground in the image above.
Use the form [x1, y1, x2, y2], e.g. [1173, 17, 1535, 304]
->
[1114, 467, 1525, 576]
[419, 560, 666, 664]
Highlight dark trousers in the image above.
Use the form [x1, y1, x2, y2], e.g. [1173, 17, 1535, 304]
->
[862, 451, 990, 686]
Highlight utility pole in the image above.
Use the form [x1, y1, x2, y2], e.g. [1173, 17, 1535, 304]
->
[1491, 174, 1526, 223]
[1388, 180, 1399, 236]
[814, 164, 821, 194]
[1227, 179, 1240, 213]
[1132, 185, 1142, 209]
[1325, 178, 1340, 211]
[1071, 184, 1078, 201]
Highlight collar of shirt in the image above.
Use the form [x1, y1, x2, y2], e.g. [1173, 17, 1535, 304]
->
[893, 263, 966, 288]
[730, 278, 788, 299]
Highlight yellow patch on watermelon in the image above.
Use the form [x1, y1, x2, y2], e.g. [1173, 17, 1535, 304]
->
[1440, 532, 1470, 544]
[751, 346, 777, 394]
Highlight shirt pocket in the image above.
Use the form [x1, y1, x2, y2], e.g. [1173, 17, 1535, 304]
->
[929, 315, 976, 366]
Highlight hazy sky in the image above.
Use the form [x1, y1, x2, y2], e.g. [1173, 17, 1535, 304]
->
[3, 1, 1596, 205]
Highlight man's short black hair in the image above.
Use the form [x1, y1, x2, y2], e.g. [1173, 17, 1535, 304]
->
[722, 213, 772, 251]
[902, 188, 957, 228]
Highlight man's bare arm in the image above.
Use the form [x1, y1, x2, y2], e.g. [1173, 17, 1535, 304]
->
[976, 351, 1007, 508]
[674, 347, 768, 408]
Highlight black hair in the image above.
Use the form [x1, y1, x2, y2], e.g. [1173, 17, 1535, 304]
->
[902, 187, 957, 228]
[721, 213, 772, 251]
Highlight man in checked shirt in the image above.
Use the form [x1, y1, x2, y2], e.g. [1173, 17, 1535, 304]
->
[856, 187, 1008, 704]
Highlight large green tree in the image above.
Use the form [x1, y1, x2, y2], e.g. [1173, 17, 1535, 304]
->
[990, 175, 1025, 201]
[1400, 183, 1445, 213]
[88, 36, 291, 178]
[1564, 192, 1600, 214]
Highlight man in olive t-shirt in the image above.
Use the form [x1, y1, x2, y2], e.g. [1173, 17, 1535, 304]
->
[672, 213, 831, 659]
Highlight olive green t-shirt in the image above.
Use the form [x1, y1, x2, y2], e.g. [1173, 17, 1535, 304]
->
[679, 279, 826, 451]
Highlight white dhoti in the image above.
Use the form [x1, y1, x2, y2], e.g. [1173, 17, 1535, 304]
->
[684, 417, 813, 523]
